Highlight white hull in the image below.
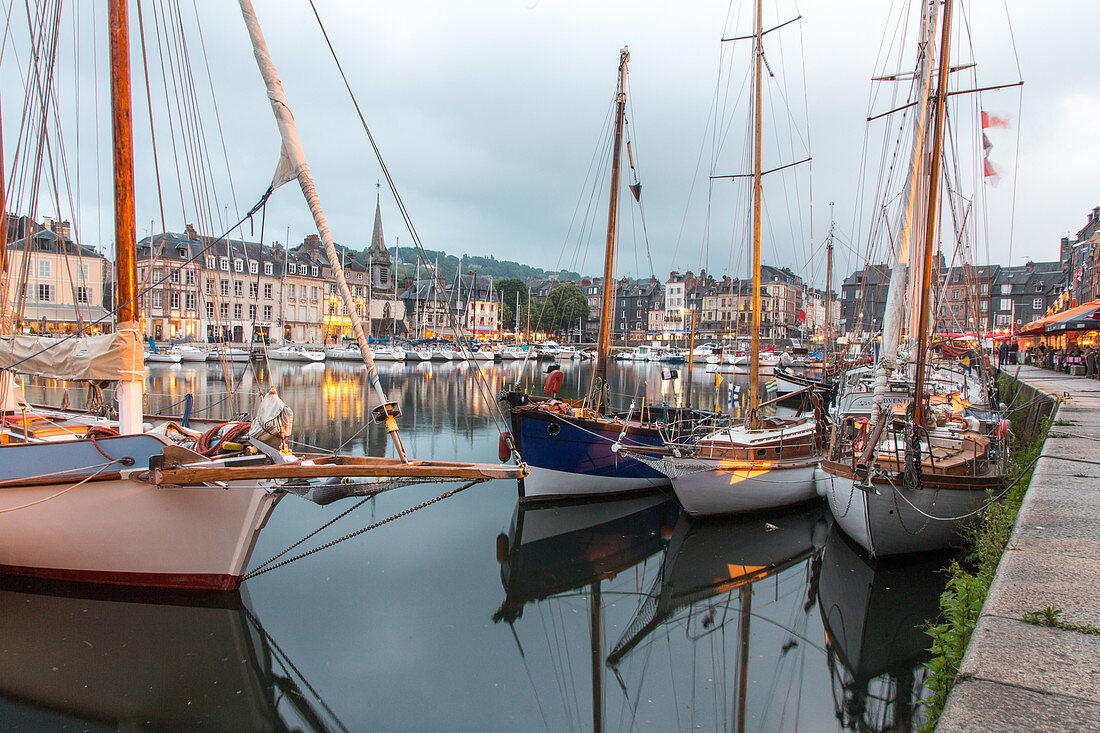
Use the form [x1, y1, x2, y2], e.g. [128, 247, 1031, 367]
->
[145, 351, 182, 364]
[410, 349, 433, 361]
[372, 347, 407, 361]
[269, 347, 325, 363]
[431, 349, 456, 361]
[178, 346, 209, 362]
[815, 466, 985, 557]
[0, 475, 279, 589]
[324, 346, 362, 361]
[521, 465, 669, 502]
[672, 462, 817, 516]
[207, 348, 251, 363]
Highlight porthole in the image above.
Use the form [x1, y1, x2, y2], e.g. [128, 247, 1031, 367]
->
[547, 423, 561, 437]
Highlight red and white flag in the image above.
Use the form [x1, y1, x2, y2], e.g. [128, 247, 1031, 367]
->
[981, 111, 1010, 129]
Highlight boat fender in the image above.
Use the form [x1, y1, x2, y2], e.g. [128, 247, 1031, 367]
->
[498, 432, 513, 463]
[544, 369, 565, 396]
[995, 418, 1010, 440]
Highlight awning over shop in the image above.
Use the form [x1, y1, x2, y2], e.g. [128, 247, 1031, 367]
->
[1020, 299, 1100, 335]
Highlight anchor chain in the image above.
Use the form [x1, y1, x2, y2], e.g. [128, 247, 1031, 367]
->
[243, 479, 481, 580]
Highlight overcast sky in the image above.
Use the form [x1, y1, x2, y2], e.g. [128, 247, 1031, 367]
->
[3, 1, 1097, 290]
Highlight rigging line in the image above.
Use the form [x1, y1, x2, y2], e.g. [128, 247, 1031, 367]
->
[305, 1, 513, 437]
[150, 0, 189, 224]
[134, 0, 169, 294]
[0, 189, 272, 374]
[187, 0, 239, 222]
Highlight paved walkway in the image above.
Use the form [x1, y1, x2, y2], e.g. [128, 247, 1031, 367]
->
[939, 366, 1100, 731]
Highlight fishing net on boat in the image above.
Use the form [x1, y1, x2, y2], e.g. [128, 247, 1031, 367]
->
[615, 448, 724, 478]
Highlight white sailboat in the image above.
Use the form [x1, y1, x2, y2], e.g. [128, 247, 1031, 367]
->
[622, 0, 825, 516]
[0, 0, 521, 591]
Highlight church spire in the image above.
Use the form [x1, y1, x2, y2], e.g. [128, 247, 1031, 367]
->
[369, 182, 387, 258]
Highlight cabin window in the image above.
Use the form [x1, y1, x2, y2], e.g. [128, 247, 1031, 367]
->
[547, 423, 561, 436]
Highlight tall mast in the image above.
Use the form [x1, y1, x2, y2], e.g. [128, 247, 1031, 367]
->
[109, 0, 143, 435]
[824, 202, 834, 366]
[748, 0, 764, 429]
[239, 0, 407, 460]
[592, 47, 629, 415]
[912, 0, 953, 428]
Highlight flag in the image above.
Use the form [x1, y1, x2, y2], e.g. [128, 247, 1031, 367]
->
[764, 378, 779, 395]
[797, 308, 806, 323]
[981, 111, 1010, 129]
[715, 372, 724, 386]
[727, 384, 741, 410]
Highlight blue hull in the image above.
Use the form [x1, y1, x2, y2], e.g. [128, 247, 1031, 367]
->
[511, 407, 671, 501]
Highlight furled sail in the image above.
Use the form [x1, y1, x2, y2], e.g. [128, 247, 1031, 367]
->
[0, 322, 142, 382]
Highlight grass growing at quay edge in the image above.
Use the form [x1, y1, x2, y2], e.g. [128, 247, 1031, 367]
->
[920, 375, 1052, 731]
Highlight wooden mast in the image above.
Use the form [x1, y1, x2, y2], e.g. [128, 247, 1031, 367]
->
[748, 0, 764, 429]
[824, 202, 834, 366]
[108, 0, 143, 435]
[911, 0, 953, 428]
[593, 47, 629, 415]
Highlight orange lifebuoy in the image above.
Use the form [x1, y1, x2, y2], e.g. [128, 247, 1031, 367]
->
[544, 369, 565, 396]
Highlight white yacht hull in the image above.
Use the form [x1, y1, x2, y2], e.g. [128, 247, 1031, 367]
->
[815, 466, 985, 557]
[672, 462, 817, 516]
[0, 476, 279, 590]
[522, 464, 669, 501]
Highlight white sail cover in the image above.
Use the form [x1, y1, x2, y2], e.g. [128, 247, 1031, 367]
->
[0, 322, 143, 382]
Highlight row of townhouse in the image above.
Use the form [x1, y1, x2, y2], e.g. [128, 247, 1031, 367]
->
[401, 273, 500, 339]
[530, 265, 837, 343]
[137, 197, 405, 344]
[839, 255, 1066, 338]
[2, 216, 111, 334]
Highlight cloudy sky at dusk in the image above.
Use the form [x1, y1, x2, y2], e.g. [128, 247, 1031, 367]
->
[2, 1, 1096, 291]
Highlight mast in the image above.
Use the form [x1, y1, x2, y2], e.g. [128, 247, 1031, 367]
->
[109, 0, 144, 435]
[748, 0, 764, 429]
[239, 0, 407, 461]
[590, 582, 603, 733]
[912, 0, 954, 428]
[592, 47, 629, 415]
[824, 203, 834, 366]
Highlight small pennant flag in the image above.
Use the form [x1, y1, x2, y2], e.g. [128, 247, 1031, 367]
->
[981, 111, 1010, 129]
[728, 384, 742, 409]
[797, 308, 806, 323]
[764, 378, 779, 395]
[715, 372, 724, 386]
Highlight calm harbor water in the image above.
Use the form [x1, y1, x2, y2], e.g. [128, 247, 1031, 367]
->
[2, 360, 945, 731]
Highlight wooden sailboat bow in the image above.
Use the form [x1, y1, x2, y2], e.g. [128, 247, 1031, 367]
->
[237, 0, 407, 461]
[592, 47, 629, 415]
[911, 0, 954, 428]
[748, 0, 764, 430]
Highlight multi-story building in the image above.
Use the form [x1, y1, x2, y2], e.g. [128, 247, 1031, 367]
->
[3, 216, 110, 334]
[612, 277, 661, 340]
[402, 272, 499, 339]
[1060, 206, 1100, 306]
[840, 263, 892, 337]
[991, 261, 1064, 334]
[935, 263, 1001, 334]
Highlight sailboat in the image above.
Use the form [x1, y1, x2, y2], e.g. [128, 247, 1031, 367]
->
[0, 577, 339, 731]
[501, 48, 706, 502]
[0, 0, 521, 590]
[618, 0, 826, 517]
[815, 0, 1008, 557]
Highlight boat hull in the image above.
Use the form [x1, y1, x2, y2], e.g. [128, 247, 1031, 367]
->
[0, 477, 278, 589]
[510, 406, 671, 502]
[671, 461, 818, 516]
[815, 464, 988, 557]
